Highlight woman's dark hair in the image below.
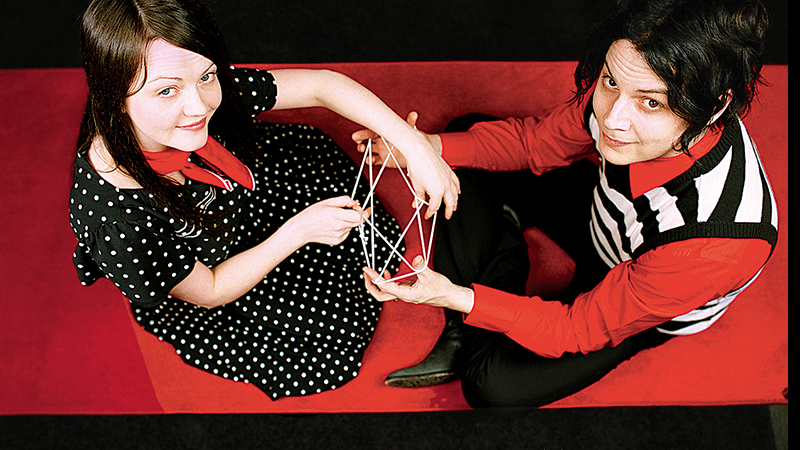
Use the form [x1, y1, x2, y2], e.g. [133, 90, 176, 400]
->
[573, 0, 769, 152]
[77, 0, 255, 233]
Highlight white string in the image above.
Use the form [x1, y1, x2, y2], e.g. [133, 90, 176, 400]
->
[351, 138, 437, 284]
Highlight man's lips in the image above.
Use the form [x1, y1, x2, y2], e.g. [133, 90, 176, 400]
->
[602, 131, 631, 147]
[177, 117, 207, 131]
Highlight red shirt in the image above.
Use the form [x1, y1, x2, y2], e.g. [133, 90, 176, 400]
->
[439, 99, 773, 358]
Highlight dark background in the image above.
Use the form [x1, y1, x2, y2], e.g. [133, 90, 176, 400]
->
[1, 0, 788, 449]
[0, 0, 788, 68]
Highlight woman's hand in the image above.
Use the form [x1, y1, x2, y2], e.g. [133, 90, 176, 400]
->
[171, 195, 367, 308]
[352, 113, 414, 169]
[362, 255, 475, 314]
[286, 196, 369, 247]
[352, 111, 460, 220]
[270, 69, 459, 219]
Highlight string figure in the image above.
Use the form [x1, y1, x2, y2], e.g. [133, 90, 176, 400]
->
[351, 138, 437, 284]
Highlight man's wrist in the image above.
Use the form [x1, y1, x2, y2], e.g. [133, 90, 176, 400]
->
[448, 285, 475, 314]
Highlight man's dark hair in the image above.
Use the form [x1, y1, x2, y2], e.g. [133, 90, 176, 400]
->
[573, 0, 769, 152]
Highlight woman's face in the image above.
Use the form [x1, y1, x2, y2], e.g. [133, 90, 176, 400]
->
[592, 40, 689, 165]
[124, 39, 221, 153]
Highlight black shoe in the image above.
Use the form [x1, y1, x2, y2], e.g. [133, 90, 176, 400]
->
[502, 203, 523, 233]
[385, 310, 463, 387]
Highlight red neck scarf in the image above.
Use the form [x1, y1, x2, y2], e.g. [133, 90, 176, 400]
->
[142, 137, 255, 191]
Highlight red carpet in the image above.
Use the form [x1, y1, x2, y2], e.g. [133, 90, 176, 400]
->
[0, 62, 787, 414]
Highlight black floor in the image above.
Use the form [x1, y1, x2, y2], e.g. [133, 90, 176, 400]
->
[0, 405, 786, 450]
[1, 1, 788, 449]
[0, 0, 788, 68]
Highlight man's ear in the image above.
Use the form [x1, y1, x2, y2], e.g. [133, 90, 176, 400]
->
[708, 89, 733, 126]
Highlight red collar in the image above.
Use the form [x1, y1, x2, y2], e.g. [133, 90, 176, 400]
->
[629, 127, 723, 198]
[143, 137, 255, 191]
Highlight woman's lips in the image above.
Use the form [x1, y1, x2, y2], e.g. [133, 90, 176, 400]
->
[177, 117, 207, 131]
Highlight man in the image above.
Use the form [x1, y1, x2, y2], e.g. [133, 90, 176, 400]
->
[359, 0, 776, 408]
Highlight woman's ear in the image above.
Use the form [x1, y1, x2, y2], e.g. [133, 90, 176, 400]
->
[708, 89, 733, 126]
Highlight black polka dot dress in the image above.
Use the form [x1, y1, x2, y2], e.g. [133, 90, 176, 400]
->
[70, 68, 402, 399]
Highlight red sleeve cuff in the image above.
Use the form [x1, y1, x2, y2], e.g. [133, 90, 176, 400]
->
[464, 284, 536, 333]
[439, 132, 481, 168]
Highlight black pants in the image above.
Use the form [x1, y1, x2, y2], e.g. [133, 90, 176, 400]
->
[433, 114, 671, 408]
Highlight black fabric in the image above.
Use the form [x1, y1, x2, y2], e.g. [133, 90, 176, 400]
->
[432, 168, 530, 296]
[69, 67, 403, 399]
[72, 121, 402, 400]
[460, 326, 672, 409]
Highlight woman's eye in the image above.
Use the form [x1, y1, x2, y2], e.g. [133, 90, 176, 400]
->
[604, 76, 617, 88]
[157, 87, 175, 97]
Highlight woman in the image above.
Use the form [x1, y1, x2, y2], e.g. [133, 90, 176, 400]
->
[69, 0, 457, 399]
[360, 0, 777, 407]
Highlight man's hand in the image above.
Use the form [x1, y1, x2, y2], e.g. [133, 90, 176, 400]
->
[362, 255, 475, 313]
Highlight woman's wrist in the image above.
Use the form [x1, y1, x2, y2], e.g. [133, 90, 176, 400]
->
[410, 130, 443, 157]
[425, 132, 443, 156]
[275, 215, 309, 252]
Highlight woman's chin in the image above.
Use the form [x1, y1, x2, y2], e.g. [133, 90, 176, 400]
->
[173, 134, 209, 153]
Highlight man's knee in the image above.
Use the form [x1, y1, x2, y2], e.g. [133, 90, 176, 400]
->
[461, 362, 552, 409]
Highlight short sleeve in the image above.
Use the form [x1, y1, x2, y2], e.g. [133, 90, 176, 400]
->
[81, 220, 196, 307]
[232, 66, 278, 116]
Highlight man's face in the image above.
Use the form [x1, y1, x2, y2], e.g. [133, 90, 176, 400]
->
[592, 39, 688, 165]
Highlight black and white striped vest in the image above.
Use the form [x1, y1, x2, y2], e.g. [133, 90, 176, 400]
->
[587, 114, 778, 335]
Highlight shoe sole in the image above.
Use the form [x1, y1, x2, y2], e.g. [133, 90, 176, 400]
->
[384, 372, 459, 388]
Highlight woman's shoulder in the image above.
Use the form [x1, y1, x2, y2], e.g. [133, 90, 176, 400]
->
[85, 138, 144, 189]
[231, 66, 277, 116]
[70, 151, 153, 238]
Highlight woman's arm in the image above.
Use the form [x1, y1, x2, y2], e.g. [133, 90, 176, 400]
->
[269, 69, 459, 219]
[171, 196, 367, 308]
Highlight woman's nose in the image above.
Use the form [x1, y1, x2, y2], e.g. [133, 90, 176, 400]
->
[183, 87, 211, 116]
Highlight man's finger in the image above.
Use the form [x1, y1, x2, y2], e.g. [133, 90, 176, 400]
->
[443, 190, 458, 219]
[425, 194, 442, 220]
[352, 129, 379, 143]
[406, 111, 419, 128]
[362, 268, 396, 302]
